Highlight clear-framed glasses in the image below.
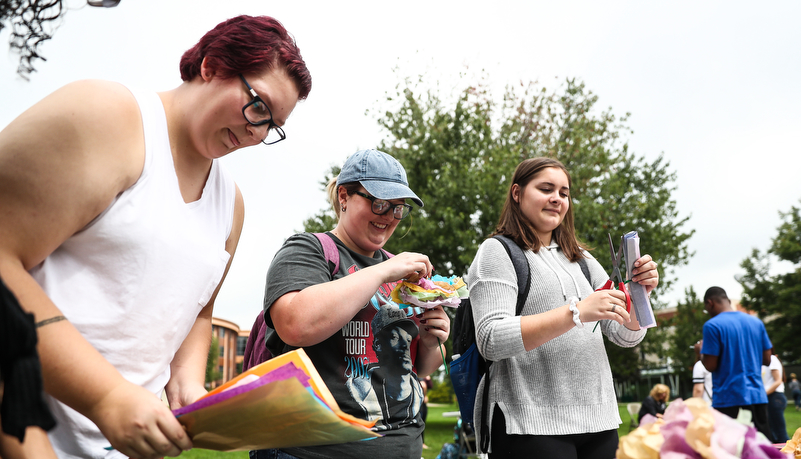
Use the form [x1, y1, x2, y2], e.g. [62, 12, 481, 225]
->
[239, 74, 286, 145]
[354, 191, 412, 220]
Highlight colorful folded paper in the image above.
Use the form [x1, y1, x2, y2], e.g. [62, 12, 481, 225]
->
[616, 397, 790, 459]
[173, 349, 380, 451]
[390, 275, 468, 309]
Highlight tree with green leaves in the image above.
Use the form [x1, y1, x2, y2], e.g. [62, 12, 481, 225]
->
[304, 74, 694, 380]
[205, 335, 222, 387]
[739, 200, 801, 365]
[661, 287, 707, 390]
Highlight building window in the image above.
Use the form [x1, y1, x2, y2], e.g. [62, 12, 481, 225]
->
[236, 336, 247, 356]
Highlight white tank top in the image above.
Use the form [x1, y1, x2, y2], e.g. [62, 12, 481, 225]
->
[31, 87, 236, 458]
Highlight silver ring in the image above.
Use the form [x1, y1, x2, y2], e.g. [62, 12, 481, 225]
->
[610, 304, 616, 313]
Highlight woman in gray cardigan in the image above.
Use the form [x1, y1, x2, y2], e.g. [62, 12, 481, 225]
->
[466, 157, 659, 459]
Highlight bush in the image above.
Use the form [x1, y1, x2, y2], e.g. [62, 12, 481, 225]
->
[428, 377, 455, 404]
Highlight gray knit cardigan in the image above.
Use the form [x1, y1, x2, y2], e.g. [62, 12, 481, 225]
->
[466, 237, 646, 448]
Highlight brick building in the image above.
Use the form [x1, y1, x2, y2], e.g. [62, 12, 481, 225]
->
[210, 317, 250, 387]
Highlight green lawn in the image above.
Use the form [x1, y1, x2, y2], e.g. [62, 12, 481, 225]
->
[170, 403, 801, 458]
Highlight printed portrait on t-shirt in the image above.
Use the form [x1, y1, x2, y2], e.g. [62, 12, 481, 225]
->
[343, 284, 423, 431]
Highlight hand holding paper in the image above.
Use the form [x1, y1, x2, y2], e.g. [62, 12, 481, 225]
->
[622, 231, 657, 329]
[172, 349, 379, 451]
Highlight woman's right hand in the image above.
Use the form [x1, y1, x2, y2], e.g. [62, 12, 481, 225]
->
[378, 252, 434, 283]
[577, 289, 631, 325]
[93, 381, 192, 459]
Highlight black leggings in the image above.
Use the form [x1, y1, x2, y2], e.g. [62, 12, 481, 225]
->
[489, 406, 619, 459]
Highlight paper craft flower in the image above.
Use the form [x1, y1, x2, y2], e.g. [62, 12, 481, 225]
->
[781, 427, 801, 458]
[390, 275, 468, 309]
[617, 398, 790, 459]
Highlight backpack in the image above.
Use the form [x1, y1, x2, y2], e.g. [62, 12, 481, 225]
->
[243, 232, 392, 370]
[449, 235, 591, 452]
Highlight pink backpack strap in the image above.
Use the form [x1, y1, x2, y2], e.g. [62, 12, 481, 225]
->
[242, 311, 269, 370]
[313, 233, 395, 276]
[313, 232, 341, 276]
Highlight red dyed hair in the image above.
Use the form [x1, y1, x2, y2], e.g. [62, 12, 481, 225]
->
[179, 15, 311, 99]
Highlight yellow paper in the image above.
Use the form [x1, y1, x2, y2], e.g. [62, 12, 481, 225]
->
[684, 397, 715, 458]
[616, 420, 664, 459]
[204, 349, 373, 429]
[178, 349, 380, 451]
[782, 427, 801, 457]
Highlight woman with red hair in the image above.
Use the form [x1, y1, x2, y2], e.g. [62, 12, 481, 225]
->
[0, 15, 310, 459]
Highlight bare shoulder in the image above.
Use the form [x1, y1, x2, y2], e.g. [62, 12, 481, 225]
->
[42, 79, 142, 155]
[0, 80, 147, 268]
[6, 79, 144, 180]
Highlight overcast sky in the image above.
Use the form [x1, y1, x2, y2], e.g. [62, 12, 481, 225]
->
[2, 0, 799, 330]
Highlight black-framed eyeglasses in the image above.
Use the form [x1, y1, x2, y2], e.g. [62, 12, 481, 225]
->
[354, 191, 412, 220]
[239, 74, 286, 145]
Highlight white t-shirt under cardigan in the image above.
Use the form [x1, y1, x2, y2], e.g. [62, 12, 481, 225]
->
[466, 237, 646, 448]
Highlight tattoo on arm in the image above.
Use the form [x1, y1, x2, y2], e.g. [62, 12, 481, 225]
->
[35, 315, 67, 328]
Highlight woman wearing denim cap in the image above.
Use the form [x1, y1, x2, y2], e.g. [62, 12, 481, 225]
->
[255, 149, 449, 459]
[0, 15, 310, 459]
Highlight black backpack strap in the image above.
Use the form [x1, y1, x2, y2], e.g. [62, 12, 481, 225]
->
[479, 234, 531, 451]
[578, 256, 592, 287]
[493, 235, 531, 315]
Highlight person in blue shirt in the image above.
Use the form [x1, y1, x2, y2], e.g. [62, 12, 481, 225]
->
[701, 286, 772, 439]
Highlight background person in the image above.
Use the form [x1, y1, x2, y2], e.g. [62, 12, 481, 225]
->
[0, 277, 57, 459]
[788, 373, 801, 412]
[762, 349, 789, 443]
[701, 286, 772, 440]
[0, 15, 311, 459]
[467, 157, 659, 459]
[638, 384, 669, 424]
[254, 149, 449, 459]
[692, 340, 713, 404]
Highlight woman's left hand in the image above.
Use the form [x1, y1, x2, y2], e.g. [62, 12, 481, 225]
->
[631, 254, 659, 294]
[416, 305, 450, 350]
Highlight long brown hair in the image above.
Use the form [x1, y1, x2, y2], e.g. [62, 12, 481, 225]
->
[491, 157, 588, 261]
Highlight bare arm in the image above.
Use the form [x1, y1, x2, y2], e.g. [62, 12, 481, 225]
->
[270, 252, 433, 347]
[414, 306, 450, 377]
[693, 383, 705, 398]
[0, 81, 191, 458]
[165, 187, 245, 409]
[766, 369, 782, 395]
[0, 427, 57, 459]
[702, 354, 719, 372]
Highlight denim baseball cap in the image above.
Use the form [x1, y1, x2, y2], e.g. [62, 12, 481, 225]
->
[336, 149, 424, 207]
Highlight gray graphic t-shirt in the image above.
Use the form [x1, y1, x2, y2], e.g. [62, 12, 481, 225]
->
[262, 232, 425, 458]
